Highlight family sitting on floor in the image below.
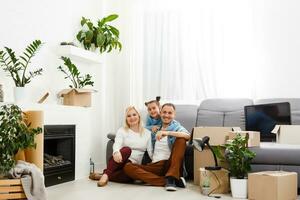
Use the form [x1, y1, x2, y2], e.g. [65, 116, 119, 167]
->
[89, 97, 191, 191]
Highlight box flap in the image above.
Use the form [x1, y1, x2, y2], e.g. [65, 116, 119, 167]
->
[271, 125, 280, 135]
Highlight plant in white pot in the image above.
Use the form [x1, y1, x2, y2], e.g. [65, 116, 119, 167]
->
[0, 40, 43, 102]
[224, 134, 256, 199]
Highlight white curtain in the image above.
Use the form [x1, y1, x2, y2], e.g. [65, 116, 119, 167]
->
[127, 0, 257, 107]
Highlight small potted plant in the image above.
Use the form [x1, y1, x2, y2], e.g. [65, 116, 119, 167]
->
[76, 14, 122, 53]
[57, 56, 95, 107]
[0, 104, 42, 177]
[0, 40, 43, 102]
[224, 134, 256, 199]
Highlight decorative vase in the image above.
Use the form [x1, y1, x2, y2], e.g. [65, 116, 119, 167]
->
[14, 87, 27, 103]
[0, 84, 3, 102]
[230, 177, 248, 199]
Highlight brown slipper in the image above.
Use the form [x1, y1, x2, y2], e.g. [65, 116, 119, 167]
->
[89, 172, 102, 180]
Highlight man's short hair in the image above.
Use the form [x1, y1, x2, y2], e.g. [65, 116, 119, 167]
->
[161, 103, 176, 111]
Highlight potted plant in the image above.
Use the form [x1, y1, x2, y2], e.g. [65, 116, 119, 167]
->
[57, 56, 95, 107]
[0, 104, 42, 176]
[0, 40, 43, 102]
[76, 14, 122, 53]
[224, 134, 256, 199]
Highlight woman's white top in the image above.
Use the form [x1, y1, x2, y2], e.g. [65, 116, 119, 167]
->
[113, 127, 153, 164]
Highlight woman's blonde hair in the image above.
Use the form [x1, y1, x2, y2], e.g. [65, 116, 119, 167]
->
[124, 106, 144, 133]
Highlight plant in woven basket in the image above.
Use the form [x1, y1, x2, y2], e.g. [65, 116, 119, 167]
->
[0, 104, 42, 175]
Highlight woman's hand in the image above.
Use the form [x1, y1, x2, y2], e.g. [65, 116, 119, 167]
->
[113, 151, 123, 163]
[156, 131, 169, 141]
[151, 126, 159, 133]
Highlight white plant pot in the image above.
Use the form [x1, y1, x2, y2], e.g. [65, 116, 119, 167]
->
[230, 177, 248, 199]
[14, 87, 27, 103]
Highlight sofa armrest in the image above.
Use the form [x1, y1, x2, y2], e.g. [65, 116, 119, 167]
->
[107, 132, 116, 140]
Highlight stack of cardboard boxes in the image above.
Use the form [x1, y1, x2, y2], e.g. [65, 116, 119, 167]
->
[193, 126, 298, 199]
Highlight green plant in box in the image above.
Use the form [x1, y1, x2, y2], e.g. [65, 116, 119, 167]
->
[58, 56, 94, 88]
[0, 104, 42, 175]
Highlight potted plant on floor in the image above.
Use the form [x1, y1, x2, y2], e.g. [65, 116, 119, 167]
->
[0, 40, 43, 102]
[76, 14, 122, 53]
[57, 56, 96, 107]
[224, 134, 256, 199]
[0, 104, 42, 177]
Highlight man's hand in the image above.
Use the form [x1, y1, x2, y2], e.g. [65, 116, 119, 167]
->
[156, 131, 169, 141]
[151, 126, 159, 133]
[113, 151, 123, 163]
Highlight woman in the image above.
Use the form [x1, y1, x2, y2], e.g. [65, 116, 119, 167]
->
[97, 106, 153, 187]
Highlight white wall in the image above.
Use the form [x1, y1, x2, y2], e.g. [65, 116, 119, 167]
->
[0, 0, 109, 176]
[252, 0, 300, 98]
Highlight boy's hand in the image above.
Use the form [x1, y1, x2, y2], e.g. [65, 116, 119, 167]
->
[151, 126, 159, 133]
[156, 131, 168, 141]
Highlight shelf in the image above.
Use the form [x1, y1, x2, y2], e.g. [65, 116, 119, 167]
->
[57, 45, 104, 64]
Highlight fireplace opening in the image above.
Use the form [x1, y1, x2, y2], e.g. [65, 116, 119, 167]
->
[44, 125, 75, 187]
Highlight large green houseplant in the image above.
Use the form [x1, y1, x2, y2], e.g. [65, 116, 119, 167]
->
[76, 14, 122, 53]
[0, 104, 42, 175]
[0, 40, 43, 87]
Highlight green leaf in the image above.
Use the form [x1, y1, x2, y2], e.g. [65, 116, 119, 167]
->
[96, 33, 105, 46]
[104, 14, 118, 23]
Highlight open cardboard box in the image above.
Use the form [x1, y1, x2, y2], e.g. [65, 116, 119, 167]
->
[58, 88, 97, 107]
[272, 125, 300, 145]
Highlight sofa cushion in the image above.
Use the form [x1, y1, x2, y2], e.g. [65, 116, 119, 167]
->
[196, 98, 253, 130]
[250, 142, 300, 165]
[174, 104, 198, 133]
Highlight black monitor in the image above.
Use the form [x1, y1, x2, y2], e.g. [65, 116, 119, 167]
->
[244, 102, 291, 142]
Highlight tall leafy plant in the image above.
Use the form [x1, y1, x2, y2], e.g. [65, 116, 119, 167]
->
[0, 104, 42, 174]
[0, 40, 43, 87]
[58, 56, 94, 88]
[76, 14, 122, 53]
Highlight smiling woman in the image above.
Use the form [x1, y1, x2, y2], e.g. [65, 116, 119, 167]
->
[93, 106, 153, 187]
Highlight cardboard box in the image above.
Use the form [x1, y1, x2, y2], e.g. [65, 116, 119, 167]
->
[199, 168, 230, 194]
[228, 131, 260, 147]
[272, 125, 300, 145]
[248, 171, 297, 200]
[193, 127, 241, 146]
[193, 127, 238, 185]
[58, 89, 96, 107]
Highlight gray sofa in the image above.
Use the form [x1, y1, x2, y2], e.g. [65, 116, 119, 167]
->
[106, 98, 300, 186]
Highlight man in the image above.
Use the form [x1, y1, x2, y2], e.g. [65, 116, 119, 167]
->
[124, 103, 190, 191]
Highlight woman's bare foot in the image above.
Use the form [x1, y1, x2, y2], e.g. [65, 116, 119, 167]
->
[97, 173, 108, 187]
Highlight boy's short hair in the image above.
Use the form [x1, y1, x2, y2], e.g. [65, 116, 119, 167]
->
[161, 103, 176, 111]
